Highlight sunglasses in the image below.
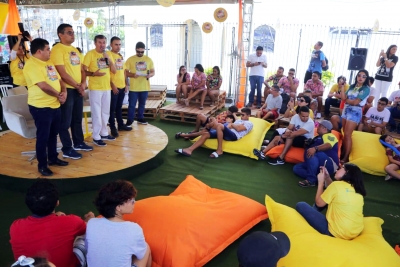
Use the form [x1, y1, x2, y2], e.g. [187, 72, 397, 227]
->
[357, 74, 367, 78]
[136, 50, 145, 54]
[378, 102, 387, 106]
[297, 98, 305, 102]
[64, 31, 75, 36]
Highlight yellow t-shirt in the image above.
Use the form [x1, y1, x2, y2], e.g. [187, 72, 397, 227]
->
[50, 43, 83, 89]
[294, 105, 314, 119]
[10, 56, 30, 86]
[125, 55, 154, 92]
[321, 181, 364, 240]
[83, 49, 112, 91]
[329, 83, 350, 94]
[24, 56, 61, 109]
[108, 51, 126, 89]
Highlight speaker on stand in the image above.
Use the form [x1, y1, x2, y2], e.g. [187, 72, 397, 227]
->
[348, 48, 368, 83]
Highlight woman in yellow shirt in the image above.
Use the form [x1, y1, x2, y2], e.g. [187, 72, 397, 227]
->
[296, 163, 366, 240]
[10, 34, 31, 87]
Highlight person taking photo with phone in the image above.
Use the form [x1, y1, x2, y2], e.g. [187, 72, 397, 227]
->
[324, 76, 349, 119]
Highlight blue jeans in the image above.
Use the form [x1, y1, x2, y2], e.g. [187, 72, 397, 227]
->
[109, 88, 125, 129]
[296, 202, 332, 236]
[388, 106, 400, 128]
[249, 75, 264, 106]
[59, 88, 84, 153]
[293, 151, 335, 184]
[29, 105, 61, 169]
[128, 91, 148, 121]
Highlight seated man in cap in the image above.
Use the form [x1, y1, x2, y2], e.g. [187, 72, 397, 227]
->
[293, 120, 339, 187]
[237, 231, 290, 267]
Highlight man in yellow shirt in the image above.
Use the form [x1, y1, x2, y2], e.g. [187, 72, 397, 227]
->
[83, 35, 116, 146]
[108, 36, 131, 137]
[51, 23, 93, 160]
[125, 42, 155, 126]
[324, 76, 349, 118]
[9, 34, 32, 87]
[24, 38, 68, 176]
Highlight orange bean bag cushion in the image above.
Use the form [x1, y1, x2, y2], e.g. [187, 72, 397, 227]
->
[265, 129, 342, 164]
[123, 175, 268, 267]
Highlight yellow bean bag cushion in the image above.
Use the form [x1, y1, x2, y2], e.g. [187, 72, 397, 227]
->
[265, 195, 400, 267]
[191, 117, 272, 159]
[123, 175, 269, 267]
[349, 131, 398, 176]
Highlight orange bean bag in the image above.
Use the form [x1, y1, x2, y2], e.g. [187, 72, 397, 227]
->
[265, 129, 342, 164]
[123, 175, 268, 267]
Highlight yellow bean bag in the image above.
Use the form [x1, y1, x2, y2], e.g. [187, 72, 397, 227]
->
[191, 117, 272, 159]
[265, 195, 400, 267]
[349, 131, 399, 176]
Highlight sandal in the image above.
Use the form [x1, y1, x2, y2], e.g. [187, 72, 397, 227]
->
[298, 180, 316, 187]
[385, 174, 393, 181]
[175, 132, 184, 139]
[199, 106, 204, 110]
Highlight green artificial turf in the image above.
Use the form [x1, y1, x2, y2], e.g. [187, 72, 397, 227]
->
[0, 117, 399, 266]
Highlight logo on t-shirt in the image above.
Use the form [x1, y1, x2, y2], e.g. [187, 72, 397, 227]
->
[69, 51, 80, 66]
[46, 65, 58, 81]
[370, 114, 384, 122]
[135, 61, 147, 76]
[97, 58, 108, 69]
[18, 61, 25, 69]
[115, 58, 123, 70]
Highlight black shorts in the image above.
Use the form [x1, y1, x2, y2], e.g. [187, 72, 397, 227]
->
[282, 135, 307, 148]
[304, 71, 321, 84]
[201, 117, 210, 127]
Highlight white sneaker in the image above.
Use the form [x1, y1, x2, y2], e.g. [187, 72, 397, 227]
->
[385, 174, 392, 181]
[316, 113, 322, 119]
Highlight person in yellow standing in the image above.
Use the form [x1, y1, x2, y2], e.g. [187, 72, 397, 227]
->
[108, 36, 131, 138]
[24, 38, 68, 176]
[10, 34, 32, 87]
[51, 23, 93, 160]
[125, 42, 155, 126]
[83, 35, 116, 147]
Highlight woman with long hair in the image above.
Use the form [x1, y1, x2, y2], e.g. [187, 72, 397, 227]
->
[374, 45, 398, 105]
[379, 134, 400, 181]
[86, 180, 152, 267]
[296, 163, 366, 240]
[175, 65, 191, 104]
[206, 66, 223, 106]
[184, 64, 207, 110]
[340, 69, 370, 163]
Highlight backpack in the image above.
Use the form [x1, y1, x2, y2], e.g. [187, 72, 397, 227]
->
[322, 56, 329, 71]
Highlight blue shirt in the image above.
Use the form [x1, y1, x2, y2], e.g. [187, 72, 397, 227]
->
[307, 50, 325, 73]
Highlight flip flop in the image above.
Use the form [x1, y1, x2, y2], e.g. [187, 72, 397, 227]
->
[298, 180, 316, 187]
[385, 174, 393, 181]
[209, 151, 222, 158]
[174, 148, 191, 157]
[175, 132, 183, 139]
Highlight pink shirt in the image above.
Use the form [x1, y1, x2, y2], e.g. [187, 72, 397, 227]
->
[192, 72, 207, 90]
[177, 73, 191, 83]
[278, 76, 299, 94]
[305, 79, 324, 94]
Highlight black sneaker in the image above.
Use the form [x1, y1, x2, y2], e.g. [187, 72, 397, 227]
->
[74, 143, 94, 151]
[48, 158, 69, 166]
[38, 167, 53, 176]
[268, 157, 285, 165]
[253, 148, 266, 160]
[126, 119, 134, 128]
[101, 135, 116, 141]
[111, 128, 119, 138]
[137, 118, 148, 125]
[63, 149, 83, 160]
[118, 124, 133, 131]
[93, 139, 107, 147]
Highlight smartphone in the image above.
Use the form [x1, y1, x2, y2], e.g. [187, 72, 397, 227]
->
[323, 160, 327, 169]
[290, 97, 294, 103]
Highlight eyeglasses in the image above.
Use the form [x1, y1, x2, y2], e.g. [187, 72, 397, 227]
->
[357, 74, 367, 78]
[136, 50, 145, 54]
[64, 31, 75, 36]
[297, 98, 305, 102]
[288, 72, 295, 75]
[128, 198, 135, 204]
[378, 102, 387, 106]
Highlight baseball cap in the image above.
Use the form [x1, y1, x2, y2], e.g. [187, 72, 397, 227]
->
[237, 231, 290, 267]
[320, 120, 333, 131]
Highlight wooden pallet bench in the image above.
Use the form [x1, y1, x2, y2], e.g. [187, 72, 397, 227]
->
[148, 85, 167, 100]
[122, 98, 166, 119]
[187, 90, 227, 106]
[159, 103, 218, 124]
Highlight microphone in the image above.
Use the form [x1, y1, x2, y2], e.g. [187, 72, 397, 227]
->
[147, 70, 149, 80]
[103, 50, 108, 65]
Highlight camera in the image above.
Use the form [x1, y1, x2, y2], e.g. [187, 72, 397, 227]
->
[7, 23, 31, 51]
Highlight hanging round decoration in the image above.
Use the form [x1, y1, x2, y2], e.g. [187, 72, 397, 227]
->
[73, 10, 80, 21]
[84, 18, 94, 28]
[202, 22, 213, 34]
[214, 7, 228, 22]
[156, 0, 175, 7]
[132, 19, 138, 29]
[373, 19, 379, 32]
[32, 19, 41, 31]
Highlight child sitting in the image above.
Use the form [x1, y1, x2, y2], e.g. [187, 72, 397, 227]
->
[379, 134, 400, 181]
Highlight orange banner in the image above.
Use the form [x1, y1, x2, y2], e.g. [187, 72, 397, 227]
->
[2, 0, 21, 35]
[237, 1, 246, 108]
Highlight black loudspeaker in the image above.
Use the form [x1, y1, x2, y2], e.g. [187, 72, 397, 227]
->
[348, 48, 368, 70]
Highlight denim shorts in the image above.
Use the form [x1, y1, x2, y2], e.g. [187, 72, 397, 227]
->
[209, 126, 238, 141]
[342, 105, 362, 124]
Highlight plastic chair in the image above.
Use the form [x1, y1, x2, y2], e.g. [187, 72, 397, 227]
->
[0, 84, 13, 124]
